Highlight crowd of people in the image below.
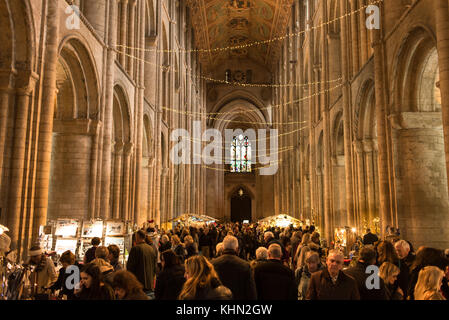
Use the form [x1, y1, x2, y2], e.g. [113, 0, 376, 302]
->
[20, 222, 449, 300]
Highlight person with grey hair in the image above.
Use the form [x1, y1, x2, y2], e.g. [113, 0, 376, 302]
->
[296, 251, 324, 300]
[255, 247, 268, 261]
[253, 244, 297, 300]
[215, 242, 224, 257]
[211, 235, 257, 300]
[395, 239, 415, 269]
[306, 250, 360, 300]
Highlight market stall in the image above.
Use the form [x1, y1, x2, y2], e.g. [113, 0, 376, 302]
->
[257, 214, 304, 228]
[168, 213, 219, 229]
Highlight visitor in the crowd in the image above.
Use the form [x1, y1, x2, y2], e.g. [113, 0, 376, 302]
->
[211, 235, 257, 300]
[414, 266, 446, 300]
[408, 247, 448, 300]
[172, 235, 186, 262]
[94, 246, 109, 261]
[376, 240, 409, 296]
[215, 242, 224, 257]
[84, 237, 101, 264]
[199, 227, 212, 259]
[290, 231, 303, 267]
[90, 257, 115, 287]
[362, 229, 379, 246]
[127, 230, 157, 299]
[441, 264, 449, 300]
[296, 251, 324, 300]
[178, 255, 232, 300]
[27, 245, 58, 297]
[155, 250, 186, 300]
[345, 246, 387, 300]
[107, 244, 123, 271]
[306, 250, 360, 300]
[159, 234, 172, 254]
[253, 244, 297, 300]
[394, 240, 416, 270]
[379, 262, 403, 300]
[74, 263, 115, 300]
[250, 247, 268, 270]
[50, 250, 78, 300]
[184, 235, 198, 259]
[112, 270, 148, 300]
[295, 233, 321, 270]
[209, 226, 218, 257]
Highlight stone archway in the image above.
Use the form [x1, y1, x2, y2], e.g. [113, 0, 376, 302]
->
[230, 187, 252, 223]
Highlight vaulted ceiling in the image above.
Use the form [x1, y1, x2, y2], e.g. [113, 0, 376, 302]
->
[186, 0, 294, 72]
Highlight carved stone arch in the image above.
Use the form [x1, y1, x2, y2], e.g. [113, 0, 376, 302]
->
[56, 36, 100, 119]
[391, 26, 438, 113]
[0, 0, 36, 72]
[113, 84, 132, 143]
[143, 114, 154, 159]
[145, 0, 156, 36]
[209, 90, 271, 127]
[354, 79, 376, 140]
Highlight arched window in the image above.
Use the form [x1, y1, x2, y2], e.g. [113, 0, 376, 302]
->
[230, 135, 251, 173]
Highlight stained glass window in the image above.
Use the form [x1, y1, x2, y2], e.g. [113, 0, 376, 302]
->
[231, 135, 251, 173]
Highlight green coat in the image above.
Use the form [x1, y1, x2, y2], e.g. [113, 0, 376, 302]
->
[126, 243, 157, 291]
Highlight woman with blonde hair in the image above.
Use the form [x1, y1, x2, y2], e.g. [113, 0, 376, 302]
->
[293, 233, 311, 269]
[379, 262, 403, 300]
[184, 235, 198, 259]
[414, 266, 446, 300]
[178, 255, 232, 300]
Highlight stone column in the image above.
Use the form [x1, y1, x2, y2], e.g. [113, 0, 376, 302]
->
[82, 0, 107, 40]
[372, 3, 392, 237]
[7, 85, 33, 252]
[127, 0, 137, 75]
[119, 0, 129, 67]
[389, 112, 449, 249]
[0, 72, 14, 187]
[122, 142, 133, 220]
[354, 140, 367, 230]
[435, 0, 449, 199]
[100, 0, 118, 219]
[323, 110, 332, 242]
[350, 0, 360, 76]
[153, 112, 162, 225]
[340, 0, 355, 227]
[112, 141, 123, 219]
[32, 0, 60, 244]
[358, 0, 368, 65]
[363, 139, 376, 229]
[88, 122, 101, 219]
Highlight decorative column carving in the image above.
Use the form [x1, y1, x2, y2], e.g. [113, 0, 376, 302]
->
[122, 142, 133, 220]
[119, 0, 129, 67]
[112, 141, 124, 219]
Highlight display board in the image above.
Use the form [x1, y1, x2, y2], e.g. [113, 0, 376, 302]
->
[55, 239, 78, 255]
[104, 237, 125, 254]
[105, 221, 125, 236]
[54, 219, 79, 238]
[81, 220, 104, 238]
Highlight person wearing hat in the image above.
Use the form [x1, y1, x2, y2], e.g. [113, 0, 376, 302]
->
[28, 245, 58, 297]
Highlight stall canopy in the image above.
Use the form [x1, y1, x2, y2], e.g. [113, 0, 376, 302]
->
[257, 214, 303, 228]
[168, 214, 219, 228]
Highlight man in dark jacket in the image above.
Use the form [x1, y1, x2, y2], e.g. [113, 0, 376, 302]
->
[253, 244, 297, 300]
[84, 237, 101, 264]
[345, 247, 387, 300]
[211, 235, 257, 300]
[307, 250, 360, 300]
[127, 230, 157, 298]
[394, 240, 415, 269]
[362, 229, 379, 245]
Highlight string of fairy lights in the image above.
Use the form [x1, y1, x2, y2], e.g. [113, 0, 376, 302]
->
[113, 0, 381, 172]
[116, 0, 383, 54]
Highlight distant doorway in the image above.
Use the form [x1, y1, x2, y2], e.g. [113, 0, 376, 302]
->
[231, 188, 252, 223]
